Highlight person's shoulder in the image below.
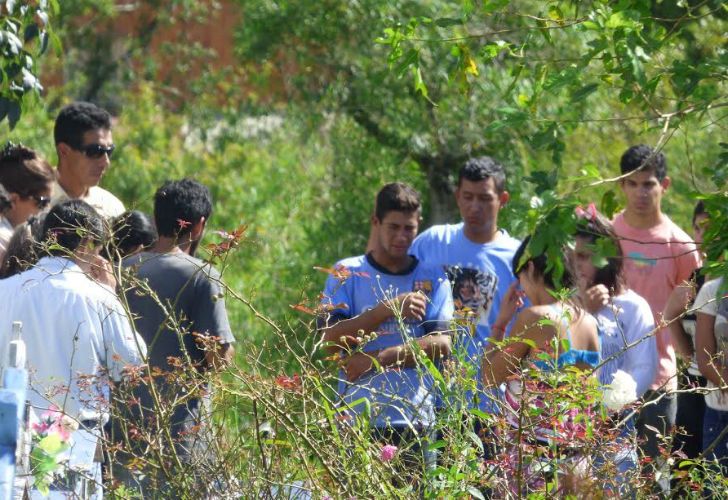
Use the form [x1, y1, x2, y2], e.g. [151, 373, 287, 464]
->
[493, 230, 522, 251]
[333, 255, 367, 270]
[415, 223, 462, 243]
[660, 215, 694, 242]
[617, 289, 652, 310]
[88, 186, 125, 217]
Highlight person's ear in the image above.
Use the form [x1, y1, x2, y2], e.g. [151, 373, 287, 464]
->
[499, 190, 510, 205]
[371, 214, 380, 227]
[57, 142, 72, 159]
[191, 217, 206, 239]
[661, 176, 671, 191]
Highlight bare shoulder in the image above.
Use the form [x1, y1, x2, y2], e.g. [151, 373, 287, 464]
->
[516, 305, 551, 324]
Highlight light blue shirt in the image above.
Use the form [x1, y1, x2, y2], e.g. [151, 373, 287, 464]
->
[410, 223, 521, 413]
[320, 254, 453, 428]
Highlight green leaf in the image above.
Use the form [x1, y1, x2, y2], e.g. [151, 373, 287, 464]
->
[483, 0, 509, 14]
[571, 83, 599, 102]
[412, 66, 429, 99]
[468, 486, 486, 499]
[600, 190, 619, 219]
[434, 17, 462, 28]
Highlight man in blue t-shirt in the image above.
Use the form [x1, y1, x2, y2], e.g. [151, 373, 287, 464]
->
[319, 182, 454, 463]
[409, 157, 520, 414]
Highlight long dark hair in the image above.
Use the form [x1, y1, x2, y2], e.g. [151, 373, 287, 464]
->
[512, 234, 575, 291]
[575, 212, 624, 295]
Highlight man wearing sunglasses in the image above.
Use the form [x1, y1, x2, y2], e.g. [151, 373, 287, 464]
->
[51, 101, 125, 218]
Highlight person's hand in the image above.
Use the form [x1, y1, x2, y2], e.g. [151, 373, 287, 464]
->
[496, 281, 524, 325]
[391, 291, 427, 321]
[343, 352, 375, 382]
[76, 253, 117, 289]
[581, 284, 609, 314]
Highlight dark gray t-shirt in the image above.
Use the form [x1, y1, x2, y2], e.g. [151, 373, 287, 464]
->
[123, 251, 234, 369]
[120, 251, 234, 443]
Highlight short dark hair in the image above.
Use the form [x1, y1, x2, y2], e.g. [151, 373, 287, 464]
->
[693, 200, 707, 226]
[512, 234, 574, 290]
[574, 212, 624, 294]
[54, 102, 112, 149]
[374, 182, 421, 221]
[458, 156, 506, 193]
[154, 178, 213, 238]
[0, 144, 55, 197]
[42, 200, 105, 255]
[108, 210, 157, 259]
[619, 144, 667, 181]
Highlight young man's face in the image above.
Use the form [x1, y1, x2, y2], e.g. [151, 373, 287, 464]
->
[620, 169, 669, 217]
[455, 178, 508, 234]
[372, 210, 419, 262]
[59, 128, 114, 189]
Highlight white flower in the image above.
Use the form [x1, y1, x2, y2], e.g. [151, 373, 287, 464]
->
[602, 370, 638, 412]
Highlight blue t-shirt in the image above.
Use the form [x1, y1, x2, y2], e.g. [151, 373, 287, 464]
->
[320, 254, 454, 428]
[410, 223, 521, 412]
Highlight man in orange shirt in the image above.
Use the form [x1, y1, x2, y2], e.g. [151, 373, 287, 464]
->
[612, 144, 700, 494]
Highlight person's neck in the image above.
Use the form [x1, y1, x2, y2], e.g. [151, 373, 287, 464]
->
[152, 236, 192, 255]
[623, 208, 663, 230]
[462, 223, 499, 244]
[6, 210, 23, 227]
[57, 165, 89, 199]
[369, 250, 413, 274]
[531, 288, 558, 306]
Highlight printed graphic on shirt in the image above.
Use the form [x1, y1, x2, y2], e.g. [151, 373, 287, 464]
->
[626, 251, 657, 270]
[445, 265, 497, 331]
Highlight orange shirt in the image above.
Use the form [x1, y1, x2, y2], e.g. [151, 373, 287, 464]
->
[613, 212, 700, 391]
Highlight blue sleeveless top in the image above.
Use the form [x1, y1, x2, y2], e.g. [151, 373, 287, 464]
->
[532, 304, 600, 371]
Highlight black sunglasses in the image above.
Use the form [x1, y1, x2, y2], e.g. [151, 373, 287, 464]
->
[31, 195, 51, 209]
[77, 143, 115, 159]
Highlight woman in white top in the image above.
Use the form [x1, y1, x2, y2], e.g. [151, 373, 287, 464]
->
[572, 208, 657, 495]
[695, 277, 728, 474]
[0, 143, 55, 262]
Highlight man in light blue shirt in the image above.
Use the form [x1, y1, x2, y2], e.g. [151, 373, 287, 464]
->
[410, 157, 520, 416]
[319, 182, 454, 472]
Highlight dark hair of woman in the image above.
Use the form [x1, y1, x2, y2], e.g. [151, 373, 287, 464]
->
[512, 233, 575, 290]
[574, 212, 625, 295]
[0, 214, 44, 279]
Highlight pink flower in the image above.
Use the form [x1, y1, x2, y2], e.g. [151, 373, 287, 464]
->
[380, 444, 397, 462]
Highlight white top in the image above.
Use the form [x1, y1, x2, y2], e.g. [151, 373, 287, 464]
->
[0, 257, 146, 421]
[0, 216, 12, 263]
[695, 278, 728, 410]
[595, 289, 658, 398]
[51, 181, 125, 219]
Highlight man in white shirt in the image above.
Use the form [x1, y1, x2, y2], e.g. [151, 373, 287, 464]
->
[0, 199, 146, 422]
[51, 102, 125, 218]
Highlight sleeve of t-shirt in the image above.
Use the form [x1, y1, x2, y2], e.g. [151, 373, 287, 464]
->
[620, 295, 658, 398]
[695, 278, 723, 317]
[422, 273, 454, 335]
[98, 298, 148, 381]
[190, 266, 235, 344]
[318, 270, 353, 328]
[674, 240, 701, 285]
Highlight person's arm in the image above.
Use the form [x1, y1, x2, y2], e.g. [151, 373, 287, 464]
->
[205, 342, 235, 370]
[696, 311, 728, 388]
[617, 303, 658, 398]
[482, 308, 543, 387]
[342, 333, 452, 382]
[489, 281, 523, 342]
[664, 283, 696, 360]
[320, 291, 427, 354]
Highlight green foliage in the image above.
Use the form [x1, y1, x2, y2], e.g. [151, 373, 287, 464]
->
[0, 0, 58, 128]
